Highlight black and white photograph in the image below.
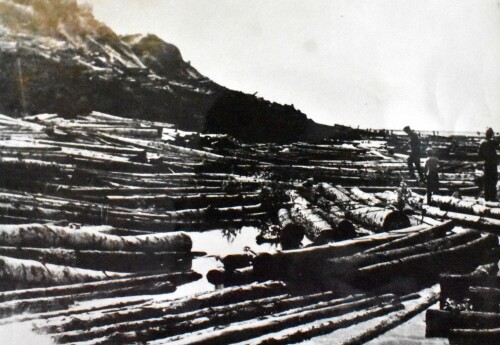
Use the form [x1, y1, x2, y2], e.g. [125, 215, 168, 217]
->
[0, 0, 499, 344]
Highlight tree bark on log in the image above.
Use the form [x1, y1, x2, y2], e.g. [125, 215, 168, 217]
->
[346, 207, 410, 232]
[0, 255, 126, 289]
[364, 220, 454, 254]
[422, 206, 500, 234]
[0, 224, 192, 252]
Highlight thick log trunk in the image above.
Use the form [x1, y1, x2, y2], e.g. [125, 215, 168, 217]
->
[346, 206, 410, 232]
[287, 191, 332, 241]
[206, 268, 255, 286]
[426, 309, 500, 337]
[347, 187, 384, 207]
[449, 327, 500, 345]
[0, 224, 192, 252]
[0, 246, 197, 272]
[278, 208, 306, 249]
[0, 255, 126, 289]
[364, 220, 454, 254]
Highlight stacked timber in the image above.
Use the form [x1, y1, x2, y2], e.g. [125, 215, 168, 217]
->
[426, 263, 500, 344]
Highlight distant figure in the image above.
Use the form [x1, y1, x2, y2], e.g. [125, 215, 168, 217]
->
[424, 148, 440, 205]
[403, 126, 424, 182]
[479, 128, 498, 201]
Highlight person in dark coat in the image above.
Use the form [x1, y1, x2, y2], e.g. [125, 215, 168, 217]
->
[403, 126, 424, 182]
[479, 128, 498, 201]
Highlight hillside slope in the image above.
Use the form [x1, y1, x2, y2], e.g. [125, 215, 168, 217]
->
[0, 0, 344, 142]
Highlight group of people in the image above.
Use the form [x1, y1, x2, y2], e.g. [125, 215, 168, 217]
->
[402, 126, 498, 204]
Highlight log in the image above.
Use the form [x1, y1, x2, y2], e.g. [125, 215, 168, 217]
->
[146, 294, 399, 345]
[352, 234, 498, 287]
[422, 206, 500, 234]
[431, 195, 500, 220]
[207, 268, 255, 286]
[341, 285, 440, 345]
[0, 255, 126, 289]
[346, 206, 411, 232]
[322, 230, 481, 278]
[44, 281, 288, 333]
[0, 224, 192, 252]
[220, 254, 253, 271]
[364, 220, 454, 254]
[348, 187, 384, 207]
[277, 208, 305, 249]
[252, 232, 405, 281]
[0, 281, 176, 318]
[449, 327, 500, 345]
[288, 191, 333, 241]
[0, 271, 201, 303]
[426, 309, 500, 337]
[0, 246, 198, 272]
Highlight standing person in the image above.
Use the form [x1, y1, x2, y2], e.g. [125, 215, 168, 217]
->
[403, 126, 424, 182]
[424, 148, 439, 205]
[479, 128, 498, 201]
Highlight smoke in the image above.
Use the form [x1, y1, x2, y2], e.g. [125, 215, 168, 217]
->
[0, 322, 54, 345]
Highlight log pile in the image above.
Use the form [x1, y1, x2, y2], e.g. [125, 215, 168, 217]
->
[426, 262, 500, 344]
[0, 111, 499, 343]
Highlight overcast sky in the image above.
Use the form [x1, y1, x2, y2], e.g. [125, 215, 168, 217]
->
[85, 0, 500, 132]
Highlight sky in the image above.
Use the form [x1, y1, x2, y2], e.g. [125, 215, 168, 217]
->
[84, 0, 500, 132]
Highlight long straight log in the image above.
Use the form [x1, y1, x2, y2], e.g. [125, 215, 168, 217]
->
[426, 309, 500, 337]
[422, 206, 500, 234]
[0, 271, 201, 303]
[0, 246, 198, 272]
[0, 224, 192, 252]
[346, 206, 410, 232]
[364, 220, 454, 254]
[0, 281, 176, 318]
[322, 230, 481, 277]
[431, 195, 500, 220]
[341, 285, 440, 345]
[449, 327, 500, 345]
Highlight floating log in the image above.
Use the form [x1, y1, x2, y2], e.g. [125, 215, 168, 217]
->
[426, 309, 500, 337]
[0, 255, 126, 289]
[449, 327, 500, 345]
[220, 254, 253, 271]
[431, 195, 500, 220]
[207, 268, 255, 286]
[347, 187, 384, 207]
[0, 224, 192, 252]
[288, 191, 332, 241]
